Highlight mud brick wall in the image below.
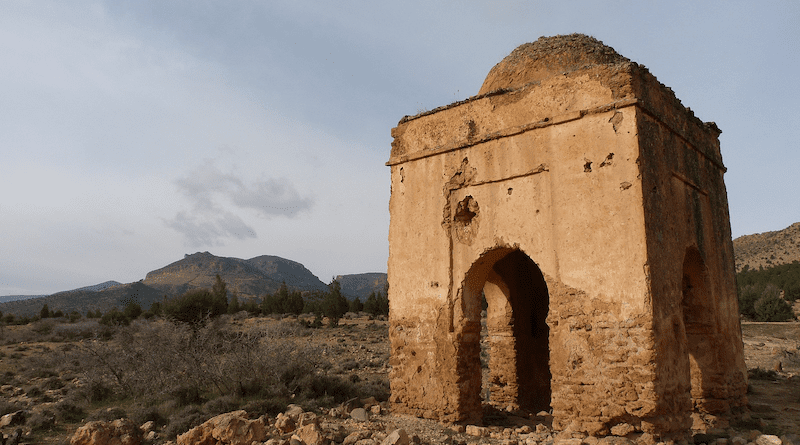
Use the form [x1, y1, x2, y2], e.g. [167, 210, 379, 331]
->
[386, 34, 747, 439]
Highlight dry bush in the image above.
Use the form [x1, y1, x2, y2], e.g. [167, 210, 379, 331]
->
[75, 318, 354, 409]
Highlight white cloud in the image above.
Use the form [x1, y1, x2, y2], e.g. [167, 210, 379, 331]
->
[166, 159, 313, 246]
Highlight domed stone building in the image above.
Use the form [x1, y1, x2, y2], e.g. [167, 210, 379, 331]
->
[386, 34, 747, 439]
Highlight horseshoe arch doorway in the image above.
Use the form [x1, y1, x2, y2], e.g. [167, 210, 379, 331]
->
[460, 248, 551, 414]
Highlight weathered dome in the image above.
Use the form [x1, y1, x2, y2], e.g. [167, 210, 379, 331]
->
[478, 34, 630, 95]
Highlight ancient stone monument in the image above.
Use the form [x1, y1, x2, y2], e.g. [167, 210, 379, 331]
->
[386, 34, 747, 439]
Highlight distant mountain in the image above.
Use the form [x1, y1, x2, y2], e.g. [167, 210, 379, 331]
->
[733, 222, 800, 272]
[0, 294, 47, 304]
[0, 281, 163, 317]
[68, 280, 122, 293]
[0, 252, 374, 317]
[142, 252, 328, 299]
[336, 273, 388, 299]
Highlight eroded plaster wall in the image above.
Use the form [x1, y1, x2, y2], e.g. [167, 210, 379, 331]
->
[388, 65, 659, 434]
[633, 67, 747, 434]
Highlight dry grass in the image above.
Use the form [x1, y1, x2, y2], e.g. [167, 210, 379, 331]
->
[0, 313, 390, 444]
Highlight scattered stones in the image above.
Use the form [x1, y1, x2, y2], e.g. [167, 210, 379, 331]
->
[350, 408, 369, 422]
[343, 430, 371, 445]
[286, 404, 305, 419]
[597, 436, 636, 445]
[465, 425, 488, 437]
[730, 436, 748, 445]
[275, 413, 297, 434]
[381, 429, 409, 445]
[756, 435, 783, 445]
[293, 423, 326, 445]
[782, 434, 799, 445]
[0, 410, 26, 428]
[609, 423, 635, 436]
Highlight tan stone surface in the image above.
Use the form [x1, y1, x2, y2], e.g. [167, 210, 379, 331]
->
[176, 410, 266, 445]
[386, 34, 746, 440]
[70, 419, 142, 445]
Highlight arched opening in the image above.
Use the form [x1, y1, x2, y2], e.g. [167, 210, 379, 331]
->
[461, 248, 550, 416]
[681, 247, 718, 408]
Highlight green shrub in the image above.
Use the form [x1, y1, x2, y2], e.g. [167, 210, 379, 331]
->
[748, 367, 779, 380]
[163, 289, 227, 325]
[129, 404, 168, 429]
[100, 308, 131, 326]
[164, 406, 209, 439]
[754, 284, 795, 321]
[54, 400, 85, 423]
[123, 301, 143, 321]
[202, 395, 241, 416]
[26, 410, 55, 431]
[87, 406, 127, 422]
[81, 380, 115, 403]
[171, 385, 206, 407]
[241, 397, 290, 417]
[0, 400, 24, 416]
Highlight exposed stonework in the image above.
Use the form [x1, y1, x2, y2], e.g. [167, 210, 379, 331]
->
[386, 34, 747, 440]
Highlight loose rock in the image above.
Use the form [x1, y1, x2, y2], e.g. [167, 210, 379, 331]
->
[71, 419, 142, 445]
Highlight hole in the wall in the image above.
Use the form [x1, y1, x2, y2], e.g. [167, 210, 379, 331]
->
[467, 120, 478, 140]
[507, 188, 513, 195]
[600, 153, 614, 167]
[454, 196, 478, 224]
[609, 111, 624, 133]
[584, 161, 593, 173]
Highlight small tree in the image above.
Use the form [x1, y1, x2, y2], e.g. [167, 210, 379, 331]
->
[376, 291, 389, 316]
[323, 280, 349, 326]
[285, 290, 304, 315]
[228, 294, 241, 314]
[40, 304, 51, 319]
[242, 298, 261, 315]
[364, 291, 379, 316]
[123, 301, 143, 320]
[212, 275, 229, 313]
[349, 297, 364, 313]
[149, 301, 163, 317]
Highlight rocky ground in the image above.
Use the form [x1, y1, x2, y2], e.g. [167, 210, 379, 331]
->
[1, 315, 799, 445]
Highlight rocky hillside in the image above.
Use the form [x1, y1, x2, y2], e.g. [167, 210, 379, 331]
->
[142, 252, 328, 299]
[336, 273, 388, 299]
[733, 222, 800, 272]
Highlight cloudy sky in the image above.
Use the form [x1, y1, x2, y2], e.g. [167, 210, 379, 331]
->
[1, 1, 798, 296]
